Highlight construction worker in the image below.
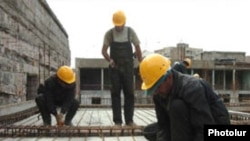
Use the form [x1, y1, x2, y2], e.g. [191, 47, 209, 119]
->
[101, 10, 142, 127]
[140, 54, 215, 141]
[35, 65, 79, 126]
[172, 58, 191, 74]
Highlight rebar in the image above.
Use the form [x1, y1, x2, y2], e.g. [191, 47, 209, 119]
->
[0, 125, 144, 137]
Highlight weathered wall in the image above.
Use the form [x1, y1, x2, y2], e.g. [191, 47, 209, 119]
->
[202, 51, 246, 61]
[0, 0, 70, 105]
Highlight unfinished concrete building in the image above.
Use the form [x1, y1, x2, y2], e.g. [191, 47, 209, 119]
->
[155, 42, 203, 60]
[76, 43, 250, 105]
[155, 43, 250, 102]
[0, 0, 71, 105]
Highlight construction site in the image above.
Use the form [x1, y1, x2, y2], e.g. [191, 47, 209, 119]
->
[0, 0, 250, 140]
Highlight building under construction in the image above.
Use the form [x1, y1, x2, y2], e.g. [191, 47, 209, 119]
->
[0, 0, 250, 140]
[76, 43, 250, 105]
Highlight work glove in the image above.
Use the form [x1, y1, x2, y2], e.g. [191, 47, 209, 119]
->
[56, 113, 65, 127]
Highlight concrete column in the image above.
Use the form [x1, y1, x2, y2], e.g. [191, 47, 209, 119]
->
[223, 70, 226, 90]
[101, 69, 104, 91]
[191, 69, 194, 75]
[230, 61, 239, 103]
[212, 69, 215, 89]
[75, 67, 81, 103]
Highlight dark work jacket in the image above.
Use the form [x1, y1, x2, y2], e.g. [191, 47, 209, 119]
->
[154, 70, 214, 141]
[43, 74, 76, 115]
[172, 61, 188, 74]
[199, 79, 230, 124]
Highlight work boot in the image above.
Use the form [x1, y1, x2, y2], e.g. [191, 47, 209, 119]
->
[43, 122, 51, 126]
[64, 121, 74, 126]
[126, 122, 137, 127]
[113, 123, 122, 129]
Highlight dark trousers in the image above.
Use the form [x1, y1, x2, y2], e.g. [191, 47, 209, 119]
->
[35, 94, 79, 125]
[144, 99, 192, 141]
[110, 63, 134, 125]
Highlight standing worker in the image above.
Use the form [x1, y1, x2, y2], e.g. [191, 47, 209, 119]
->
[35, 65, 79, 126]
[140, 54, 217, 141]
[101, 10, 142, 127]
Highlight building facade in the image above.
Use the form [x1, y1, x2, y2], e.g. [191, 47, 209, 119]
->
[155, 43, 203, 60]
[0, 0, 70, 105]
[76, 43, 250, 104]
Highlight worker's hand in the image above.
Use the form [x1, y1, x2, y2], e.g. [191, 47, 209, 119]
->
[110, 59, 116, 68]
[56, 113, 64, 127]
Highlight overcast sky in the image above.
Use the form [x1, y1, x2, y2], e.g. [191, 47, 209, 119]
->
[46, 0, 250, 67]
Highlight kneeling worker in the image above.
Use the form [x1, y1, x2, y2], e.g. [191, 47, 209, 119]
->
[35, 65, 79, 126]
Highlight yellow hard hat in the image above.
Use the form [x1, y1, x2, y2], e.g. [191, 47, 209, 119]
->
[112, 10, 126, 26]
[183, 58, 192, 68]
[56, 65, 75, 84]
[139, 53, 171, 90]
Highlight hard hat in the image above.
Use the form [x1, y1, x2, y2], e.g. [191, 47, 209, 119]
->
[112, 10, 126, 26]
[183, 58, 192, 68]
[56, 65, 76, 84]
[193, 73, 200, 78]
[139, 53, 171, 90]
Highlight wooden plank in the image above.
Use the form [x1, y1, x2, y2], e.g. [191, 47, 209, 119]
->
[73, 109, 88, 126]
[105, 109, 113, 125]
[14, 114, 42, 126]
[135, 109, 156, 125]
[89, 109, 102, 126]
[0, 138, 20, 141]
[19, 138, 38, 141]
[78, 109, 93, 126]
[36, 138, 55, 141]
[97, 109, 113, 126]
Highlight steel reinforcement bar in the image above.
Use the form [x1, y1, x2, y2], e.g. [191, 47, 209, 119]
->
[0, 120, 250, 137]
[0, 125, 144, 137]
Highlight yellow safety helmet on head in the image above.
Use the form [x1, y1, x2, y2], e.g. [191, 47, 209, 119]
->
[56, 65, 76, 84]
[183, 58, 191, 68]
[112, 10, 126, 26]
[140, 53, 171, 90]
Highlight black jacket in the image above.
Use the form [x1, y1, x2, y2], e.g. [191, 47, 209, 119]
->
[154, 70, 214, 141]
[43, 74, 76, 115]
[172, 61, 188, 74]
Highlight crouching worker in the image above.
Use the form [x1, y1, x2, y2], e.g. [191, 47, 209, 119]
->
[35, 65, 79, 126]
[172, 58, 191, 74]
[140, 54, 217, 141]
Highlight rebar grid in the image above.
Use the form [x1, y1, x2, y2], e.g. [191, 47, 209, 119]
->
[0, 125, 144, 137]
